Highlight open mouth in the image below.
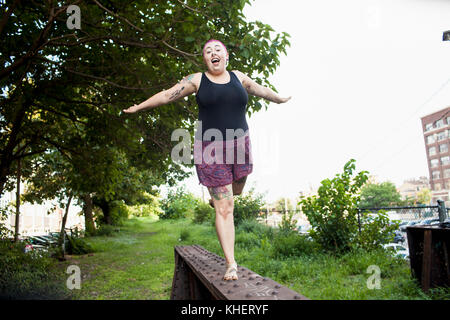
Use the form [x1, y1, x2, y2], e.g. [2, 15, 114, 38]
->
[211, 57, 220, 65]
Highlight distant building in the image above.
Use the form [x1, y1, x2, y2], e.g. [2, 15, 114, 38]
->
[397, 177, 430, 203]
[421, 106, 450, 205]
[0, 184, 84, 238]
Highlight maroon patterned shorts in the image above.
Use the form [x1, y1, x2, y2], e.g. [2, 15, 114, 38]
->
[194, 132, 253, 188]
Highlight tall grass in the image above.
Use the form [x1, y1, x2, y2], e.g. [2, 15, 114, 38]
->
[57, 216, 449, 300]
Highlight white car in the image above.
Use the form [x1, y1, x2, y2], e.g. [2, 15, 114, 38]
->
[383, 243, 409, 260]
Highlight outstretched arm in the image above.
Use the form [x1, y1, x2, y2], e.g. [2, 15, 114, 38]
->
[233, 70, 291, 104]
[123, 73, 199, 113]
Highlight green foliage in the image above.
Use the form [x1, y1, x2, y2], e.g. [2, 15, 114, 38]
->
[236, 219, 274, 239]
[160, 187, 200, 220]
[95, 224, 120, 237]
[0, 205, 13, 239]
[128, 193, 163, 218]
[193, 201, 215, 224]
[279, 210, 298, 234]
[66, 234, 95, 255]
[359, 181, 402, 208]
[179, 229, 191, 242]
[416, 188, 432, 205]
[233, 188, 266, 225]
[107, 200, 130, 226]
[299, 159, 369, 253]
[0, 240, 70, 299]
[271, 232, 319, 259]
[0, 0, 291, 200]
[355, 210, 400, 251]
[274, 197, 293, 211]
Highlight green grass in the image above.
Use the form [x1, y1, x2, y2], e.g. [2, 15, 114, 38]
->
[59, 216, 450, 300]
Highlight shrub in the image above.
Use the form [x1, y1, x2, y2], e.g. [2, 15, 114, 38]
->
[66, 235, 95, 255]
[235, 232, 260, 248]
[193, 201, 214, 224]
[108, 200, 129, 226]
[279, 210, 298, 234]
[299, 159, 369, 253]
[355, 210, 400, 250]
[233, 188, 266, 225]
[0, 239, 70, 299]
[160, 187, 200, 220]
[179, 229, 191, 242]
[128, 193, 163, 218]
[271, 231, 319, 259]
[236, 219, 274, 239]
[95, 224, 119, 237]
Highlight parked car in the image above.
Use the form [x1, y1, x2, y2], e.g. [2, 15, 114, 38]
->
[393, 230, 405, 243]
[400, 220, 420, 232]
[383, 243, 409, 260]
[418, 218, 440, 226]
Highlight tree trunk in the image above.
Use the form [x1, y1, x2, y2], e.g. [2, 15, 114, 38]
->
[0, 104, 27, 197]
[14, 158, 21, 242]
[58, 194, 73, 257]
[101, 201, 112, 225]
[82, 194, 96, 235]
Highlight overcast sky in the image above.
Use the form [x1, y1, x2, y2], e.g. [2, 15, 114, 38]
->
[170, 0, 450, 203]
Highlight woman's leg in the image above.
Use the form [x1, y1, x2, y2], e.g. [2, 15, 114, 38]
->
[209, 175, 248, 207]
[232, 175, 247, 196]
[208, 184, 238, 279]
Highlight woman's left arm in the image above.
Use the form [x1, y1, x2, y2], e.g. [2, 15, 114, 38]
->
[233, 70, 291, 104]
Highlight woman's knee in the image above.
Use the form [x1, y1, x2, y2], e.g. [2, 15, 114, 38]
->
[215, 200, 234, 218]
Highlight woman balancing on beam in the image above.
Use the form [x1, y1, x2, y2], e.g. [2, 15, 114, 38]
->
[123, 39, 291, 281]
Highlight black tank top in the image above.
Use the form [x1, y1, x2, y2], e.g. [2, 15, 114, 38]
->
[195, 71, 249, 141]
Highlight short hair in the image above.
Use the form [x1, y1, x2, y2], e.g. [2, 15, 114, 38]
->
[202, 39, 228, 56]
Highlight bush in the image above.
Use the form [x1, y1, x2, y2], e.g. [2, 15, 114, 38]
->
[235, 232, 260, 248]
[279, 210, 298, 234]
[108, 200, 129, 226]
[0, 239, 70, 299]
[128, 193, 163, 218]
[66, 235, 95, 255]
[179, 229, 191, 242]
[193, 201, 215, 224]
[236, 219, 274, 239]
[233, 188, 266, 225]
[95, 224, 119, 237]
[299, 159, 369, 253]
[160, 187, 200, 220]
[355, 210, 400, 250]
[271, 231, 319, 259]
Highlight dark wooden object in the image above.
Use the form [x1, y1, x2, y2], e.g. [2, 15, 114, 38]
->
[406, 225, 450, 292]
[170, 244, 309, 300]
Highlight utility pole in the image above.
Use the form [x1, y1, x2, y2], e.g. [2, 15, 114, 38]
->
[14, 158, 21, 242]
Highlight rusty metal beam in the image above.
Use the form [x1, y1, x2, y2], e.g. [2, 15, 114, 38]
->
[171, 244, 309, 300]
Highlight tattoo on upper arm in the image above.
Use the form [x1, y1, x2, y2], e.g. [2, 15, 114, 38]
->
[169, 86, 185, 100]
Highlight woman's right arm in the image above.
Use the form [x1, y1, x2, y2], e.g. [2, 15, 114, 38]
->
[123, 73, 200, 113]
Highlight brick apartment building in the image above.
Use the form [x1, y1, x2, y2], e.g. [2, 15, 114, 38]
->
[421, 106, 450, 205]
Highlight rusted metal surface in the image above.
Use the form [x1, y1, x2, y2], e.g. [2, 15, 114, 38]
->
[171, 244, 309, 300]
[406, 225, 450, 292]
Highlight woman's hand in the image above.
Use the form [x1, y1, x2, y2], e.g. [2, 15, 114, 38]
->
[123, 104, 140, 113]
[278, 96, 292, 104]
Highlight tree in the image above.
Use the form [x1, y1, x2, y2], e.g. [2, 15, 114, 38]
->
[0, 0, 291, 198]
[359, 181, 402, 208]
[274, 197, 293, 212]
[416, 188, 432, 205]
